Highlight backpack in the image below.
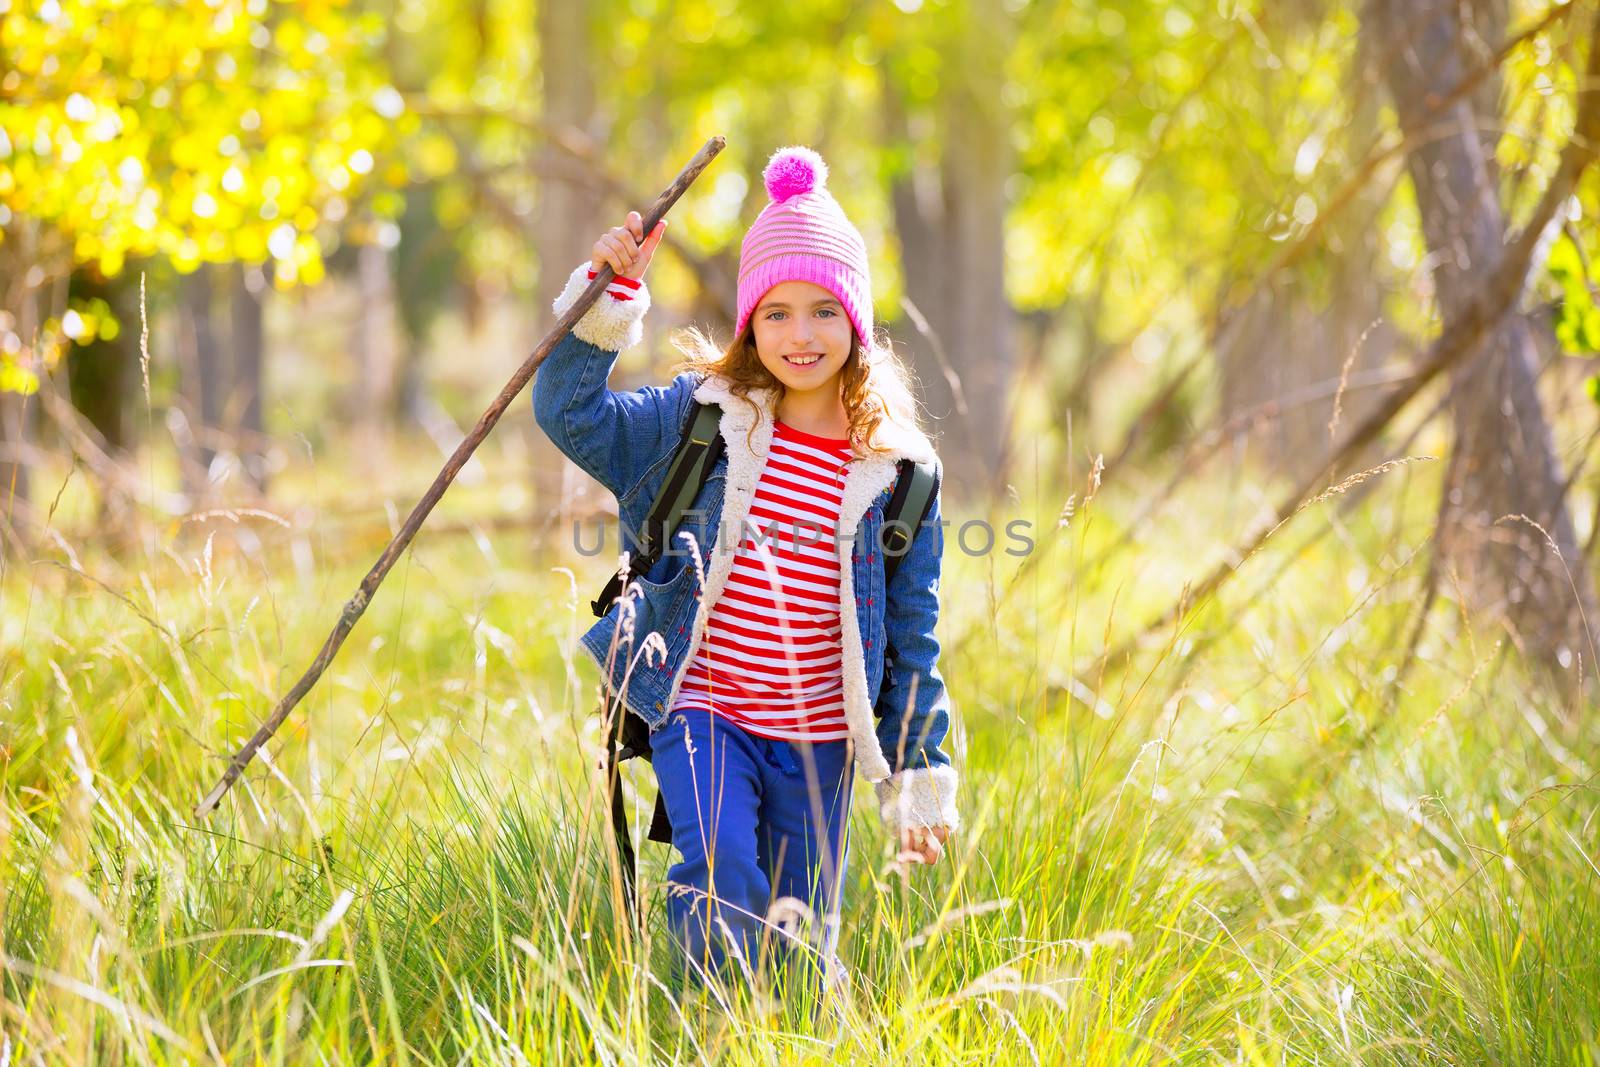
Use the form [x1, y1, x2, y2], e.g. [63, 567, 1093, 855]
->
[597, 398, 939, 916]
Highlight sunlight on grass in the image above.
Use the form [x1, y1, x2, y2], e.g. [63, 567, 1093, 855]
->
[2, 447, 1596, 1064]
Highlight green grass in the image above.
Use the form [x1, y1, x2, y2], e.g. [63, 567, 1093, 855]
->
[2, 446, 1597, 1064]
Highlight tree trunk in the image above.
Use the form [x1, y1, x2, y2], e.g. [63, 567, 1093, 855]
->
[352, 240, 397, 473]
[532, 0, 603, 525]
[231, 262, 269, 493]
[882, 0, 1015, 500]
[64, 271, 134, 454]
[395, 328, 426, 432]
[1, 224, 45, 539]
[177, 264, 223, 502]
[58, 269, 141, 533]
[1214, 268, 1397, 485]
[1374, 0, 1596, 674]
[0, 389, 32, 540]
[1216, 34, 1394, 484]
[393, 183, 457, 431]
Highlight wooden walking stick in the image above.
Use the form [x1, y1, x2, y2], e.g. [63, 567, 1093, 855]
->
[195, 135, 726, 819]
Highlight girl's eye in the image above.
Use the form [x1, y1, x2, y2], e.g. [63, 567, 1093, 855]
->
[817, 308, 836, 318]
[766, 311, 785, 321]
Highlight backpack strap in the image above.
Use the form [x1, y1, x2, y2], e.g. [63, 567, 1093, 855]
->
[605, 706, 675, 926]
[875, 458, 939, 719]
[880, 458, 939, 589]
[590, 399, 725, 618]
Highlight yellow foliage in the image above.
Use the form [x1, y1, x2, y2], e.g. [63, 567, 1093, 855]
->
[1, 0, 407, 301]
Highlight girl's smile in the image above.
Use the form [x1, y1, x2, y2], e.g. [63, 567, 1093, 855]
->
[752, 279, 854, 394]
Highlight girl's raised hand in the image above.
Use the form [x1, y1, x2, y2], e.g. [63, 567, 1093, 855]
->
[591, 210, 667, 281]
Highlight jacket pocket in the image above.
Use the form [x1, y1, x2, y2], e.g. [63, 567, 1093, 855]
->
[616, 561, 696, 663]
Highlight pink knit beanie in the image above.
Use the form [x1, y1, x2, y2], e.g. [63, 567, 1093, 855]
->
[736, 146, 873, 345]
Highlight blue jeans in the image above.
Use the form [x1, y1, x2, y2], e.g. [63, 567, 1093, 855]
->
[649, 707, 854, 986]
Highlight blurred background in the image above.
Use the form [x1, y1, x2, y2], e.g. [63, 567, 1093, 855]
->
[4, 0, 1598, 677]
[4, 1, 1600, 1059]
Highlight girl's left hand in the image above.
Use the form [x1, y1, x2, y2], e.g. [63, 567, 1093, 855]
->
[897, 825, 951, 866]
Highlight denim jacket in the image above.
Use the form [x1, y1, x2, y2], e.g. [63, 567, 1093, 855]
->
[532, 263, 959, 832]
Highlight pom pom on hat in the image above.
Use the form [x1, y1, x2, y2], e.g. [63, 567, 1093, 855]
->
[763, 145, 828, 203]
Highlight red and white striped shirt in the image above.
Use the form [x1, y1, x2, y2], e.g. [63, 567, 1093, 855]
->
[673, 419, 854, 742]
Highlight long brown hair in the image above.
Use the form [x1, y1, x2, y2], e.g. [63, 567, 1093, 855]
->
[668, 316, 925, 458]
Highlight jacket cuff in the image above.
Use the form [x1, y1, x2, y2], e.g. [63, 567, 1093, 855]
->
[551, 262, 651, 352]
[874, 763, 960, 834]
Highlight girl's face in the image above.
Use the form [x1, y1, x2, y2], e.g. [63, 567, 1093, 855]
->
[749, 280, 855, 397]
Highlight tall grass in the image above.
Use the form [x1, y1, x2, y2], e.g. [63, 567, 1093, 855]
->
[1, 441, 1596, 1064]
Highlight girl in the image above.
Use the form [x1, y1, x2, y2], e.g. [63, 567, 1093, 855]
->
[533, 146, 958, 987]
